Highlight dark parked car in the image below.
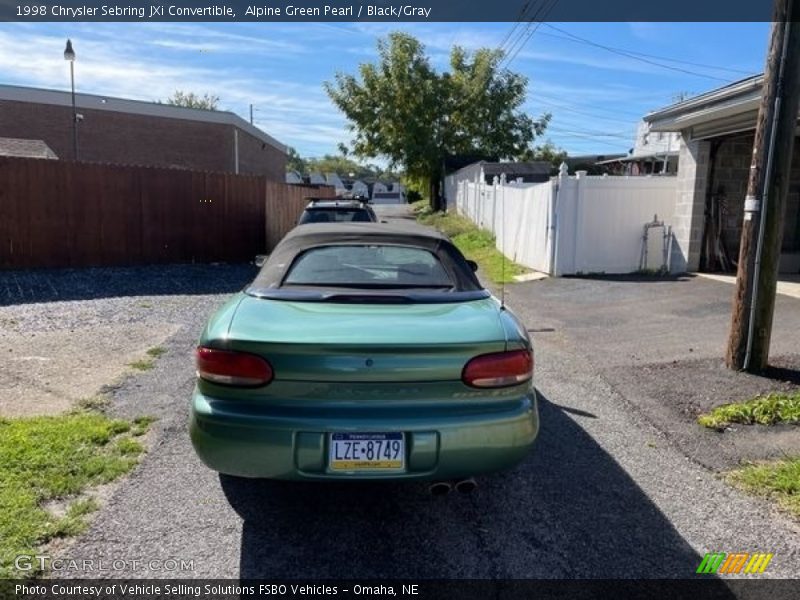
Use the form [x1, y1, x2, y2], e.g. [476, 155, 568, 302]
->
[297, 199, 377, 224]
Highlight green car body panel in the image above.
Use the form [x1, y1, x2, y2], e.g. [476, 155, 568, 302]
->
[190, 293, 538, 481]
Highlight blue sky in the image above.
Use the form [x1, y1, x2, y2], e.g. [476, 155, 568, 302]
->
[0, 21, 770, 160]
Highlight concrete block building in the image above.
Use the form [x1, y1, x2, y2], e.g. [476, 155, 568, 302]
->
[646, 75, 800, 274]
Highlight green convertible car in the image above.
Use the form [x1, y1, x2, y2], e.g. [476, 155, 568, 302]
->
[189, 223, 538, 491]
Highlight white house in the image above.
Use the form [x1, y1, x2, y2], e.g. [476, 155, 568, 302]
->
[325, 172, 348, 195]
[351, 179, 369, 198]
[308, 172, 326, 185]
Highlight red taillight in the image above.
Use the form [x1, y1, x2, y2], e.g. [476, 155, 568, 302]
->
[462, 350, 533, 388]
[196, 347, 273, 387]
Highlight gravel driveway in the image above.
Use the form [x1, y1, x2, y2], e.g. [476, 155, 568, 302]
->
[0, 265, 255, 417]
[5, 210, 800, 581]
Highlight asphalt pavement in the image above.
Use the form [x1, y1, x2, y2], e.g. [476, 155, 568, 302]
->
[44, 204, 800, 580]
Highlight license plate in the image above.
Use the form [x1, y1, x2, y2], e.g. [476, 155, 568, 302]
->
[329, 432, 405, 471]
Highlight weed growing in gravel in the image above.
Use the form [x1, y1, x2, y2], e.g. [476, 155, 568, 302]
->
[730, 458, 800, 518]
[413, 204, 528, 284]
[697, 392, 800, 429]
[0, 412, 151, 578]
[75, 394, 111, 412]
[129, 346, 167, 372]
[128, 358, 154, 371]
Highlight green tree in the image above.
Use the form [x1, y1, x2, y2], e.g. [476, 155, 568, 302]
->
[525, 141, 569, 174]
[161, 90, 219, 110]
[286, 146, 306, 173]
[286, 149, 402, 183]
[306, 155, 374, 179]
[325, 32, 548, 209]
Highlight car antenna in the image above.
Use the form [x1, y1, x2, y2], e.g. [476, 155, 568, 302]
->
[500, 174, 506, 311]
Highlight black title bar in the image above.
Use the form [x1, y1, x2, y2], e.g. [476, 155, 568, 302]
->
[3, 579, 800, 600]
[2, 0, 775, 22]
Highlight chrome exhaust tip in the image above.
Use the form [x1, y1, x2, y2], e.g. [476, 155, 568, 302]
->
[428, 481, 453, 496]
[454, 477, 478, 494]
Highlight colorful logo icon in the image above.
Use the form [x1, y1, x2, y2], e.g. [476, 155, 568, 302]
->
[696, 552, 773, 574]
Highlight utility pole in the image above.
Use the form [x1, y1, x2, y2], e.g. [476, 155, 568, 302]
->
[726, 0, 800, 371]
[250, 104, 254, 125]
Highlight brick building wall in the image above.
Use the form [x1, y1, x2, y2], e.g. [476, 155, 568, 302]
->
[0, 99, 285, 180]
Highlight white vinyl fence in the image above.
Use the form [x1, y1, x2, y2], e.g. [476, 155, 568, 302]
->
[453, 171, 679, 275]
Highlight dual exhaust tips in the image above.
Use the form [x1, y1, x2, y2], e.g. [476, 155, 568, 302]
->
[428, 477, 477, 495]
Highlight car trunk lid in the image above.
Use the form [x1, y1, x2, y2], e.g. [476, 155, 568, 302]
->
[220, 296, 506, 382]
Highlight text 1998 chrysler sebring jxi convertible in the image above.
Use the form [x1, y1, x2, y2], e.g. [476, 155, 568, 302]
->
[189, 223, 538, 483]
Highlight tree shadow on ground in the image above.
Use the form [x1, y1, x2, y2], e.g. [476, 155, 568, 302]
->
[220, 392, 732, 591]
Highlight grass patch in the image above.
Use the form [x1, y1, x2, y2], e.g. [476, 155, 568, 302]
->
[730, 458, 800, 518]
[129, 346, 167, 371]
[49, 498, 100, 539]
[697, 391, 800, 429]
[0, 412, 151, 578]
[414, 205, 528, 284]
[132, 416, 157, 437]
[128, 358, 154, 371]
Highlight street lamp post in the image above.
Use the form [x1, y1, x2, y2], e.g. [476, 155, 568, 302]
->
[63, 39, 78, 160]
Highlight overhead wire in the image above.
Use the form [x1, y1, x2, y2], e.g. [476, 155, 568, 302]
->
[539, 24, 740, 82]
[540, 25, 756, 76]
[502, 0, 561, 69]
[457, 0, 548, 109]
[496, 1, 538, 55]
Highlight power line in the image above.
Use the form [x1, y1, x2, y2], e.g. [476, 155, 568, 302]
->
[531, 97, 642, 124]
[502, 0, 561, 69]
[459, 0, 547, 108]
[500, 4, 542, 66]
[532, 91, 656, 119]
[548, 117, 638, 135]
[539, 26, 756, 77]
[540, 24, 736, 83]
[547, 127, 634, 140]
[553, 138, 629, 150]
[496, 1, 538, 55]
[546, 133, 629, 149]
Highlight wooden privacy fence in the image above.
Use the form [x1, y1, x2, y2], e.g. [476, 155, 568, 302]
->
[0, 157, 334, 269]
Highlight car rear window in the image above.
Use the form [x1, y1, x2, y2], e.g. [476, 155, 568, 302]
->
[299, 209, 372, 224]
[283, 245, 453, 288]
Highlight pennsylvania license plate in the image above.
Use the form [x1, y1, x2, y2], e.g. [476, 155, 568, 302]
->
[329, 432, 405, 471]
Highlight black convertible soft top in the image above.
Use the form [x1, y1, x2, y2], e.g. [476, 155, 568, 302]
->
[246, 223, 488, 302]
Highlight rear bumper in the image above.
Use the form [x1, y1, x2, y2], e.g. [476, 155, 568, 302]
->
[189, 388, 538, 481]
